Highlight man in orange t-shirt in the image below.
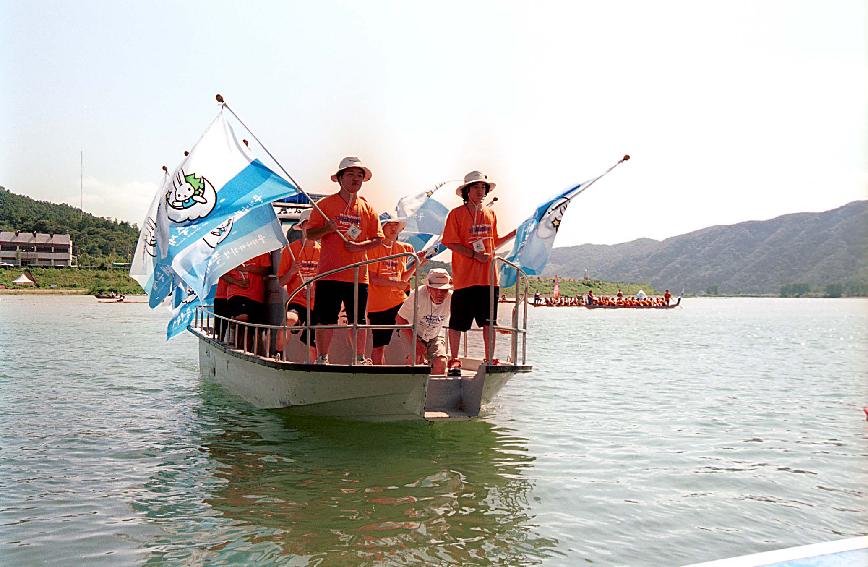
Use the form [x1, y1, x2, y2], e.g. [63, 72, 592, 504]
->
[367, 214, 417, 365]
[305, 157, 384, 364]
[224, 252, 271, 350]
[278, 208, 320, 359]
[442, 171, 516, 372]
[214, 267, 246, 341]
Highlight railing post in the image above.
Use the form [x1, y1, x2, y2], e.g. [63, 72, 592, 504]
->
[522, 275, 528, 365]
[351, 266, 359, 366]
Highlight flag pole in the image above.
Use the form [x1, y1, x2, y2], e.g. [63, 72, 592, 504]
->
[562, 154, 630, 205]
[215, 94, 349, 243]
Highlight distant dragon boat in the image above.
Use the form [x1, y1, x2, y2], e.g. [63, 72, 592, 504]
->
[584, 296, 682, 309]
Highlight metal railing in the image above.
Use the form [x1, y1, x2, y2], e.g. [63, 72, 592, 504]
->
[195, 250, 420, 366]
[459, 257, 529, 365]
[193, 252, 530, 367]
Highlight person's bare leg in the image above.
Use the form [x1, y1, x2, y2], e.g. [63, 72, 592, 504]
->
[431, 355, 447, 375]
[482, 325, 495, 362]
[371, 346, 385, 365]
[316, 329, 333, 361]
[448, 329, 461, 362]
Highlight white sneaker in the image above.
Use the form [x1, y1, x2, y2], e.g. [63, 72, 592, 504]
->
[355, 356, 373, 366]
[315, 354, 329, 365]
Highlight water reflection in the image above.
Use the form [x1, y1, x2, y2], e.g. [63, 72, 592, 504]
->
[140, 383, 557, 564]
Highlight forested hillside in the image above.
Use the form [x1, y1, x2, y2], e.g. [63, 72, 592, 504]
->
[0, 186, 138, 265]
[546, 201, 868, 296]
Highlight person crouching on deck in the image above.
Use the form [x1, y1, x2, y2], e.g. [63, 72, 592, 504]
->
[442, 171, 516, 375]
[395, 268, 453, 375]
[367, 213, 417, 365]
[277, 208, 320, 362]
[305, 157, 384, 365]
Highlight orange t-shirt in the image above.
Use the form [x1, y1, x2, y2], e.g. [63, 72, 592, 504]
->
[307, 193, 383, 283]
[278, 240, 320, 306]
[225, 253, 271, 302]
[442, 204, 499, 290]
[367, 240, 415, 312]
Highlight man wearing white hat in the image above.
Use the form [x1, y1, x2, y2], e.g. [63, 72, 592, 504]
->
[367, 213, 417, 365]
[395, 268, 453, 375]
[305, 157, 384, 364]
[277, 207, 320, 361]
[441, 171, 516, 373]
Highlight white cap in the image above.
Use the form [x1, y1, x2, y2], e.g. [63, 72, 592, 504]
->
[426, 268, 453, 289]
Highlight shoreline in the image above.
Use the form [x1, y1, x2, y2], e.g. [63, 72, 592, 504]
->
[0, 289, 146, 296]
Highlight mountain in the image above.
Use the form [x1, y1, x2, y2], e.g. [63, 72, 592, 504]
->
[0, 186, 138, 261]
[545, 201, 868, 295]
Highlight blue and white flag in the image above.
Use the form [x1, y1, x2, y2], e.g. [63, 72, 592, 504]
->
[166, 282, 216, 340]
[392, 180, 459, 263]
[499, 157, 629, 287]
[131, 109, 299, 336]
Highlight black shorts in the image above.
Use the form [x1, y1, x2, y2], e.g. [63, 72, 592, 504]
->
[368, 303, 402, 348]
[287, 302, 314, 345]
[448, 285, 499, 332]
[312, 280, 368, 325]
[214, 298, 229, 319]
[226, 296, 265, 324]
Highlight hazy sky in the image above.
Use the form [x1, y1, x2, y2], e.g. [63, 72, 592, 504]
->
[1, 1, 865, 246]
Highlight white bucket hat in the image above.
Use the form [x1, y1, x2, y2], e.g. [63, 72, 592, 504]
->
[331, 156, 372, 182]
[379, 212, 408, 231]
[455, 170, 496, 196]
[426, 268, 453, 290]
[298, 208, 313, 223]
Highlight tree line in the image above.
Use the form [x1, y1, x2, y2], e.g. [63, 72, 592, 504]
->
[0, 187, 139, 267]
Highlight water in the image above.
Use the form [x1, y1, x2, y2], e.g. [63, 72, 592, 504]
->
[1, 296, 866, 565]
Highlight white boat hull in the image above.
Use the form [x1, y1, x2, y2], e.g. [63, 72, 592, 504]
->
[195, 331, 530, 422]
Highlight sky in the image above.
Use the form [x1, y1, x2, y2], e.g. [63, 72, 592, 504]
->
[1, 0, 865, 246]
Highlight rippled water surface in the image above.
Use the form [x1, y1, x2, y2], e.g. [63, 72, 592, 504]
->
[1, 296, 866, 565]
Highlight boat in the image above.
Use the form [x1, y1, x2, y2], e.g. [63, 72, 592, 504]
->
[584, 296, 682, 309]
[683, 535, 868, 566]
[190, 255, 532, 422]
[527, 296, 682, 308]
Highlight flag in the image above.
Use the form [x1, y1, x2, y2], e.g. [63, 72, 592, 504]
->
[131, 109, 299, 337]
[166, 282, 216, 340]
[392, 180, 459, 263]
[499, 180, 590, 287]
[499, 157, 629, 287]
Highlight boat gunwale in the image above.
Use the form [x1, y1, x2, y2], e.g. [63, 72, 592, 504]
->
[193, 327, 532, 375]
[193, 327, 434, 375]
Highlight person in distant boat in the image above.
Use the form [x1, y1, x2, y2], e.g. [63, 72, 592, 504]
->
[616, 289, 623, 304]
[664, 289, 671, 306]
[367, 214, 416, 365]
[395, 268, 453, 375]
[442, 171, 517, 375]
[306, 157, 384, 365]
[586, 289, 595, 306]
[533, 292, 541, 306]
[277, 208, 320, 361]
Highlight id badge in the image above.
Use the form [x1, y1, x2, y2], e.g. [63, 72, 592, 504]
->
[472, 239, 486, 253]
[346, 225, 361, 240]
